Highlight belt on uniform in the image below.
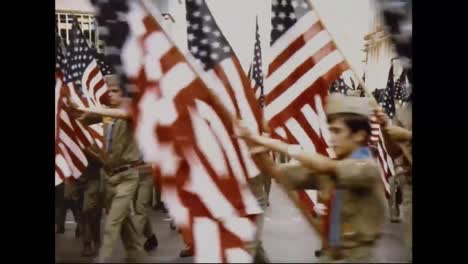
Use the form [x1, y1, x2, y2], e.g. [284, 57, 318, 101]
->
[106, 161, 144, 176]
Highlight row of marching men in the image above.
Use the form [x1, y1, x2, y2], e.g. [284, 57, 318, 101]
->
[56, 73, 412, 262]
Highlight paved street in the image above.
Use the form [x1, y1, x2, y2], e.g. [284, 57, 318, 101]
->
[56, 182, 408, 263]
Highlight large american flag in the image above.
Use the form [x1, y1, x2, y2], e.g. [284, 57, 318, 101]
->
[266, 0, 347, 153]
[55, 18, 111, 186]
[185, 0, 264, 139]
[65, 17, 109, 108]
[63, 17, 106, 148]
[248, 17, 265, 108]
[55, 33, 89, 186]
[265, 0, 348, 231]
[94, 0, 262, 262]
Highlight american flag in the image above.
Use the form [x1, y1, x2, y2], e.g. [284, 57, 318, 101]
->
[95, 52, 115, 76]
[328, 78, 339, 93]
[369, 116, 395, 196]
[55, 33, 89, 186]
[265, 0, 348, 226]
[185, 0, 265, 195]
[95, 53, 114, 105]
[248, 17, 265, 108]
[373, 88, 385, 102]
[64, 17, 106, 148]
[329, 76, 351, 95]
[65, 17, 109, 108]
[266, 0, 347, 152]
[380, 64, 396, 118]
[93, 0, 262, 262]
[394, 69, 409, 103]
[185, 0, 264, 138]
[366, 71, 395, 197]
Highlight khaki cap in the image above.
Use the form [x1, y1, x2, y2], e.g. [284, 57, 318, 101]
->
[104, 74, 120, 86]
[326, 94, 377, 117]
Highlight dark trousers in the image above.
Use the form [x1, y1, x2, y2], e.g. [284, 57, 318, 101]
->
[81, 179, 102, 246]
[55, 183, 81, 231]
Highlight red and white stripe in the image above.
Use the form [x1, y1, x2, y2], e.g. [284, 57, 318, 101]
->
[55, 72, 89, 186]
[207, 58, 263, 134]
[125, 1, 261, 262]
[55, 58, 106, 186]
[266, 6, 348, 216]
[266, 11, 348, 145]
[194, 58, 264, 180]
[64, 44, 109, 151]
[369, 116, 394, 196]
[251, 78, 262, 101]
[80, 58, 109, 108]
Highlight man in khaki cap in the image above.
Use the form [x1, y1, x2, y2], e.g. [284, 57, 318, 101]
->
[68, 74, 148, 262]
[238, 94, 386, 262]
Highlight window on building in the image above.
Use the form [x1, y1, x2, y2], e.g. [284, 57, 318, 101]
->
[56, 11, 104, 53]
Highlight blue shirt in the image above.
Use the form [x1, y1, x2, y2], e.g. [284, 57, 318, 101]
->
[328, 146, 372, 247]
[105, 119, 115, 153]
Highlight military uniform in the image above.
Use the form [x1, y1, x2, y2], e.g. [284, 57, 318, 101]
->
[281, 151, 385, 262]
[278, 94, 386, 262]
[98, 118, 146, 262]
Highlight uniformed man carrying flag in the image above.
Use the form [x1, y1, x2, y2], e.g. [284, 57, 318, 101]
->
[237, 94, 386, 262]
